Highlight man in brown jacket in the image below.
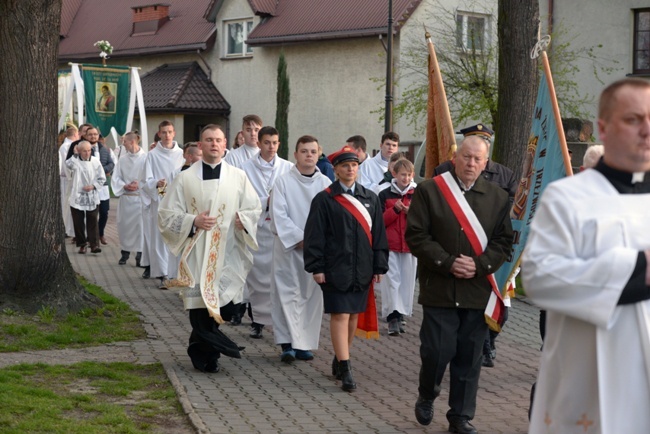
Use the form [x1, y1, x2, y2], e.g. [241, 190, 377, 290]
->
[405, 135, 513, 434]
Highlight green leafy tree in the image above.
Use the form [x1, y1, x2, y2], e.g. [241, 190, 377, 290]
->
[275, 51, 290, 159]
[389, 0, 619, 140]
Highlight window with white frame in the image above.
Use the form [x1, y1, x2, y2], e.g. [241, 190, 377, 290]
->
[225, 19, 254, 57]
[455, 12, 489, 52]
[633, 8, 650, 74]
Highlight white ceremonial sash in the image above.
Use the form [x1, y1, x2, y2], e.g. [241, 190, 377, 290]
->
[434, 171, 505, 332]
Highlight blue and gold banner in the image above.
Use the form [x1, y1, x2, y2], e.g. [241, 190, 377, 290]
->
[494, 70, 570, 294]
[82, 64, 129, 136]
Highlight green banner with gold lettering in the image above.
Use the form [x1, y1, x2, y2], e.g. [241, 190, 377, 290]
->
[82, 64, 129, 136]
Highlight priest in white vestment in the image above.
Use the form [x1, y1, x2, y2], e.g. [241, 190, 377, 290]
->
[523, 78, 650, 434]
[141, 121, 184, 288]
[111, 132, 146, 266]
[59, 126, 79, 238]
[357, 131, 399, 191]
[66, 141, 106, 254]
[269, 136, 331, 363]
[242, 126, 293, 339]
[224, 114, 262, 168]
[158, 124, 261, 373]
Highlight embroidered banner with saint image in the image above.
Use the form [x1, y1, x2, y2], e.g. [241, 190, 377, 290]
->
[82, 64, 129, 136]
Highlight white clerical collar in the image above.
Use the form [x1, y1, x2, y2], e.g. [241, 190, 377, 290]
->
[204, 161, 221, 169]
[632, 172, 645, 183]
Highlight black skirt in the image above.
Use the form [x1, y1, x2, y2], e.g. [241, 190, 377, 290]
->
[323, 287, 369, 314]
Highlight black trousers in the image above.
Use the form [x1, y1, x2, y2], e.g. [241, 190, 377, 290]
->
[98, 199, 110, 237]
[70, 206, 99, 248]
[188, 303, 242, 368]
[418, 306, 487, 421]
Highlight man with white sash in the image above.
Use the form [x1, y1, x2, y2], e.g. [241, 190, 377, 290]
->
[357, 131, 399, 191]
[111, 131, 146, 266]
[524, 78, 650, 434]
[406, 135, 512, 434]
[224, 114, 262, 168]
[269, 135, 331, 363]
[242, 126, 293, 339]
[141, 120, 184, 288]
[158, 124, 261, 373]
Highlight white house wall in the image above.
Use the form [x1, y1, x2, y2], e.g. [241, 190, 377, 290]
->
[540, 0, 641, 131]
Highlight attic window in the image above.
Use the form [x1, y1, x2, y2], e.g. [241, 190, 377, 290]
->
[224, 19, 253, 57]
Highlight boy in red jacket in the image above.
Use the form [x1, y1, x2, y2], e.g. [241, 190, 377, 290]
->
[378, 159, 418, 336]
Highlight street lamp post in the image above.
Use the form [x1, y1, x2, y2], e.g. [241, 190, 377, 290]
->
[384, 0, 393, 133]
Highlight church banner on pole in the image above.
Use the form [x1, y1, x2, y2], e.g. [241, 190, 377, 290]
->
[494, 38, 573, 296]
[82, 64, 130, 136]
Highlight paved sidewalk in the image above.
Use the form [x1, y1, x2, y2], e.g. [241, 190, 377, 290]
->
[23, 199, 543, 433]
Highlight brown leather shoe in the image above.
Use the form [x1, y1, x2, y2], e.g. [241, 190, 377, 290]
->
[100, 236, 108, 245]
[78, 245, 86, 254]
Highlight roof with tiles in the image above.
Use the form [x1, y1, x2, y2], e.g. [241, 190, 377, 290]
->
[247, 0, 278, 16]
[246, 0, 422, 46]
[59, 0, 216, 61]
[139, 62, 230, 114]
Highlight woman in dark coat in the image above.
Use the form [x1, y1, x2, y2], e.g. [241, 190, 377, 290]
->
[304, 146, 389, 392]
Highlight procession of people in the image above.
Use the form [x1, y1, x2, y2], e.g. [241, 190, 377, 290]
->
[56, 77, 650, 434]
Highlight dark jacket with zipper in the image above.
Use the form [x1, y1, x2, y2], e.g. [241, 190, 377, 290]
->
[405, 173, 512, 309]
[304, 180, 389, 293]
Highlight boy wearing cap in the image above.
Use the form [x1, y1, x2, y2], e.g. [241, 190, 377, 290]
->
[304, 146, 389, 392]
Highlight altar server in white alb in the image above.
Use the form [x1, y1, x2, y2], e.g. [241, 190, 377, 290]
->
[242, 126, 293, 339]
[111, 131, 146, 267]
[270, 135, 332, 363]
[357, 131, 399, 192]
[141, 120, 184, 288]
[523, 77, 650, 434]
[224, 114, 262, 168]
[158, 124, 261, 373]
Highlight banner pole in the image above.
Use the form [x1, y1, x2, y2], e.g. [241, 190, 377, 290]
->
[541, 51, 573, 177]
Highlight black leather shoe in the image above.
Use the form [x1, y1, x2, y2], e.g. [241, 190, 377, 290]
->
[204, 360, 220, 373]
[332, 356, 341, 379]
[482, 354, 494, 368]
[249, 323, 264, 339]
[414, 396, 434, 426]
[142, 266, 150, 279]
[230, 313, 242, 326]
[135, 252, 143, 268]
[118, 251, 129, 265]
[448, 418, 477, 434]
[338, 359, 356, 392]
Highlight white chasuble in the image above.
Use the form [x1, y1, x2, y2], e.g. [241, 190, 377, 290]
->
[269, 166, 331, 349]
[358, 152, 388, 192]
[242, 155, 294, 325]
[111, 148, 146, 252]
[523, 169, 650, 434]
[158, 161, 261, 324]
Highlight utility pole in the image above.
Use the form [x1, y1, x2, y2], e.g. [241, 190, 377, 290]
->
[384, 0, 393, 132]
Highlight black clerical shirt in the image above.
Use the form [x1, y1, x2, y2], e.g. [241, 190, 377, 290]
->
[594, 159, 650, 305]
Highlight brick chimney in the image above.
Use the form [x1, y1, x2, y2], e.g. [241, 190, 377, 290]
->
[132, 4, 170, 35]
